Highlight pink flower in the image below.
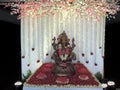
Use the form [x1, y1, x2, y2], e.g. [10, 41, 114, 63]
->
[36, 72, 47, 79]
[65, 48, 70, 54]
[58, 48, 63, 55]
[68, 0, 74, 3]
[86, 7, 92, 15]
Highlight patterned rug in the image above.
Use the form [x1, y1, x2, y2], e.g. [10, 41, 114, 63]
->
[26, 62, 100, 87]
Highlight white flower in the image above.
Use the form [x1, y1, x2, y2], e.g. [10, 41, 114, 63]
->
[101, 83, 108, 88]
[14, 81, 22, 86]
[107, 81, 115, 86]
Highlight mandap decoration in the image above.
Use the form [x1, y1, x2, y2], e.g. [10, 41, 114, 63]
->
[0, 0, 120, 89]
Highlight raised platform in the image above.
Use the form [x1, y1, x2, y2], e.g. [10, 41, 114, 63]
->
[23, 63, 103, 90]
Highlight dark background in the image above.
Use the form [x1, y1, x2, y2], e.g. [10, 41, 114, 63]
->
[104, 21, 120, 88]
[0, 5, 120, 90]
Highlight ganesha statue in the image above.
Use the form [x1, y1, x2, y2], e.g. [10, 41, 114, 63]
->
[51, 31, 76, 76]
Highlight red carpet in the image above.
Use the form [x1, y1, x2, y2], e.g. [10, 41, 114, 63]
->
[26, 63, 100, 87]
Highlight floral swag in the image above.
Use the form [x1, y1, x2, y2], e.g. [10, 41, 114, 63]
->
[0, 0, 120, 20]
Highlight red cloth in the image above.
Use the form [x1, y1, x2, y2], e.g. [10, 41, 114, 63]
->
[43, 63, 53, 68]
[41, 67, 51, 73]
[27, 63, 99, 86]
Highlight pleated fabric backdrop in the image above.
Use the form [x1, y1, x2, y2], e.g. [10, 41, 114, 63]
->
[21, 13, 105, 78]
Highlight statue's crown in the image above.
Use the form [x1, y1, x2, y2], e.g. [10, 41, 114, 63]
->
[61, 31, 68, 38]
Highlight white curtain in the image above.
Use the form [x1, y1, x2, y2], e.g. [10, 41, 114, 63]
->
[21, 14, 105, 77]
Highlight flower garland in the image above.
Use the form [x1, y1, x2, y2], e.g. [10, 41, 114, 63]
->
[0, 0, 120, 20]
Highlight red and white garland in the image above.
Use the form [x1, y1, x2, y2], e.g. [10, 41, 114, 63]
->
[58, 44, 70, 61]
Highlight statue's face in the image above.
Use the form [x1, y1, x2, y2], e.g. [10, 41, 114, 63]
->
[61, 37, 67, 45]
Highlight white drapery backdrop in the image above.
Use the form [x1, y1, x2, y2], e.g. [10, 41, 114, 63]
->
[21, 13, 105, 77]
